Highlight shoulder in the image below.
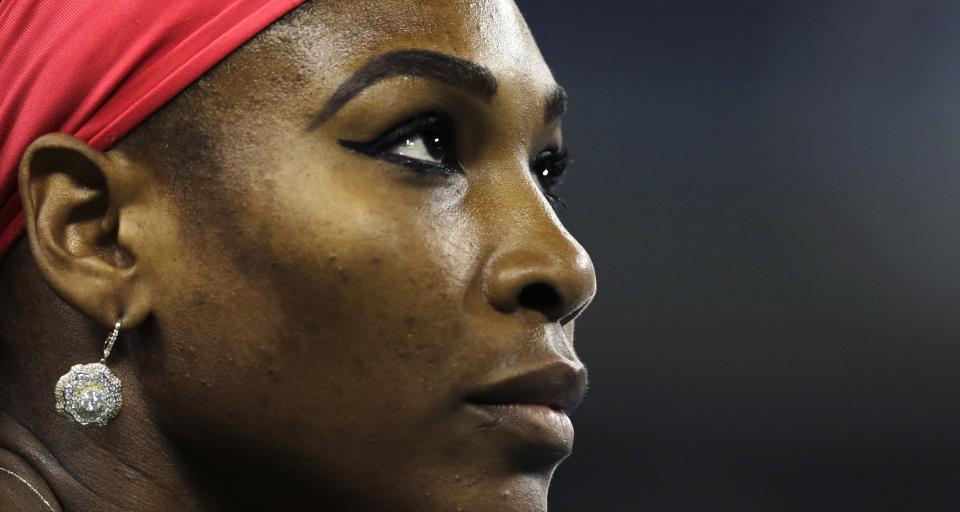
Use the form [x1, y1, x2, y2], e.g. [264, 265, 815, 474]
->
[0, 447, 60, 512]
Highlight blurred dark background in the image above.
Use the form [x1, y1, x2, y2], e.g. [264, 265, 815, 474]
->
[516, 1, 960, 511]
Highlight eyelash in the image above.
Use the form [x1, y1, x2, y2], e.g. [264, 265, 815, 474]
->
[532, 147, 569, 210]
[339, 113, 570, 209]
[340, 113, 461, 176]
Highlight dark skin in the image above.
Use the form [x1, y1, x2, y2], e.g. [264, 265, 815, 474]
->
[0, 1, 596, 511]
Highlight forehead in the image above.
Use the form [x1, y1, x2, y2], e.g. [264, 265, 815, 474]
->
[258, 0, 555, 94]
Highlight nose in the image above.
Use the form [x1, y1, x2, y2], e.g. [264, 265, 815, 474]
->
[482, 233, 597, 326]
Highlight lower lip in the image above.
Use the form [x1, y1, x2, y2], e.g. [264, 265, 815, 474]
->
[465, 403, 575, 455]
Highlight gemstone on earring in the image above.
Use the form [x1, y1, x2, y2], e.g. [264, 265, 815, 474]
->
[54, 363, 122, 426]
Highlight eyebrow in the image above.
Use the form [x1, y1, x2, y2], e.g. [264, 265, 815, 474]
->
[306, 49, 499, 130]
[544, 85, 568, 125]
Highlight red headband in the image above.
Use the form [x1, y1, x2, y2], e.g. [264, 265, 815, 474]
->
[0, 0, 305, 257]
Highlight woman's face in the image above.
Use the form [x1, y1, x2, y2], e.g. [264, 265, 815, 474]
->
[127, 1, 596, 510]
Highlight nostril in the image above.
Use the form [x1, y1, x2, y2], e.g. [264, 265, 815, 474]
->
[517, 282, 562, 318]
[558, 299, 589, 326]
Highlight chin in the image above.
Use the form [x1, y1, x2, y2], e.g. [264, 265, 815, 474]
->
[416, 472, 553, 512]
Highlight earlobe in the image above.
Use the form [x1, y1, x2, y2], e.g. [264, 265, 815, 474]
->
[18, 133, 152, 328]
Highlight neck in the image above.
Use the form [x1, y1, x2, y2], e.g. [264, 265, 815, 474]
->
[0, 358, 333, 512]
[0, 247, 331, 511]
[0, 248, 206, 510]
[0, 362, 210, 511]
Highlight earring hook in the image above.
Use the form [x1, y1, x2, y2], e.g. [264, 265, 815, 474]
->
[99, 316, 123, 364]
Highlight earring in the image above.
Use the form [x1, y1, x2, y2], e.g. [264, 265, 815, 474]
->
[54, 317, 124, 427]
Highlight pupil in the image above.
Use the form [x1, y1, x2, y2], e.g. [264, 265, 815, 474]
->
[423, 128, 445, 161]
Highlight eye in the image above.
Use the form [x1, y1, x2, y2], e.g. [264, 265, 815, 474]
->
[339, 113, 460, 176]
[388, 127, 447, 164]
[531, 147, 570, 209]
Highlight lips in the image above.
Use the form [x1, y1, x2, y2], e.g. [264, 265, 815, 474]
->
[465, 361, 588, 414]
[464, 361, 587, 461]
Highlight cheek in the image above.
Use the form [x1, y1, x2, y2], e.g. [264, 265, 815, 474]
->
[249, 156, 478, 404]
[142, 153, 481, 460]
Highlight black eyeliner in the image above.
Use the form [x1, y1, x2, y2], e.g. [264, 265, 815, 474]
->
[339, 112, 570, 210]
[530, 146, 570, 211]
[377, 152, 459, 176]
[339, 113, 460, 176]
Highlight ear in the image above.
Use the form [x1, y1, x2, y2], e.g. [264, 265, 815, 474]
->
[18, 133, 152, 329]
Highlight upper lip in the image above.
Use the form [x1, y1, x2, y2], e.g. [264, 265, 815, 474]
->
[465, 361, 588, 414]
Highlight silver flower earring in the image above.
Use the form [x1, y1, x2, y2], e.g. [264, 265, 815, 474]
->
[54, 317, 124, 427]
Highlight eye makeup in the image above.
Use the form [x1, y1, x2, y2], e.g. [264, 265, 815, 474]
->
[531, 146, 569, 210]
[339, 112, 461, 176]
[339, 111, 570, 210]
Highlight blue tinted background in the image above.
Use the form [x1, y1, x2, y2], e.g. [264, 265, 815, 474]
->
[517, 2, 960, 510]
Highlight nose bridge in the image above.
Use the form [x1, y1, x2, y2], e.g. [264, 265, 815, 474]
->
[479, 180, 597, 325]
